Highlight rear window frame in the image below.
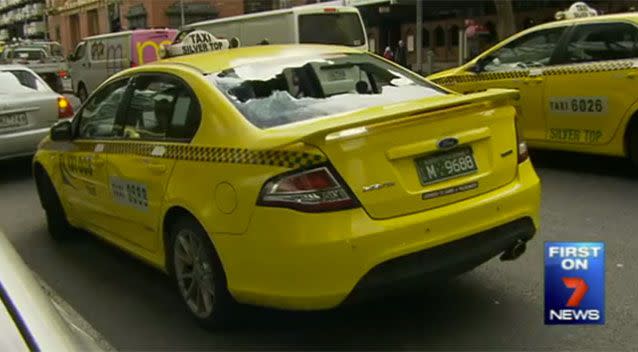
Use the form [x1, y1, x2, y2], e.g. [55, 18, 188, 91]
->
[206, 52, 448, 129]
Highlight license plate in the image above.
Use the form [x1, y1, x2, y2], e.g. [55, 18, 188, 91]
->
[415, 147, 478, 185]
[0, 113, 28, 129]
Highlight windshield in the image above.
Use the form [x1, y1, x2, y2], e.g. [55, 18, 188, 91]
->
[298, 13, 365, 47]
[12, 49, 46, 60]
[208, 53, 445, 128]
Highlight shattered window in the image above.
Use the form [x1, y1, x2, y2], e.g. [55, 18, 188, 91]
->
[208, 53, 445, 128]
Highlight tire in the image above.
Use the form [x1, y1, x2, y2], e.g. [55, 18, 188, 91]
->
[168, 216, 237, 329]
[630, 127, 638, 168]
[35, 171, 75, 241]
[77, 84, 88, 103]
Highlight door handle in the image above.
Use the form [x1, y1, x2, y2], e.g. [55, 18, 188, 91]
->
[145, 163, 167, 174]
[92, 157, 105, 167]
[524, 77, 543, 84]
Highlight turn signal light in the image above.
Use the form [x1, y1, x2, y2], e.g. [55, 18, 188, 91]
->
[258, 166, 359, 212]
[58, 97, 74, 119]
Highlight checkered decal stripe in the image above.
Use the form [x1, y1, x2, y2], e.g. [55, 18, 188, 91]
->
[431, 59, 638, 86]
[46, 141, 327, 169]
[543, 59, 635, 76]
[432, 70, 529, 85]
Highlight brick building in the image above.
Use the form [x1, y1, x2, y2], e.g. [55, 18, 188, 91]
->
[46, 0, 309, 54]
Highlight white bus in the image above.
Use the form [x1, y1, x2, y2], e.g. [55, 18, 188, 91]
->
[180, 5, 368, 50]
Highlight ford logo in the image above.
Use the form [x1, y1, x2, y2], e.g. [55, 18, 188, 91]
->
[437, 137, 459, 150]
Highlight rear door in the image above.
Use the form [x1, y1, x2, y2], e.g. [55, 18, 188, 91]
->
[62, 78, 129, 231]
[544, 21, 638, 145]
[105, 73, 201, 251]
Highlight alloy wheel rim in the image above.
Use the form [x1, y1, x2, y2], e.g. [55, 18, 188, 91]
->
[174, 229, 215, 318]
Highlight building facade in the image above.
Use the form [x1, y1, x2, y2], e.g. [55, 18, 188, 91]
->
[357, 0, 638, 71]
[0, 0, 47, 40]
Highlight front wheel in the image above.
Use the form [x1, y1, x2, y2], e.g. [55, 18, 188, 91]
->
[35, 171, 75, 241]
[168, 216, 237, 329]
[630, 127, 638, 168]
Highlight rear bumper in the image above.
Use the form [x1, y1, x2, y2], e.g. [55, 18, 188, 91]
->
[215, 159, 541, 310]
[345, 217, 534, 303]
[0, 127, 49, 161]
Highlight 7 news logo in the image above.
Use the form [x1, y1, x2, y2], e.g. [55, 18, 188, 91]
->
[544, 242, 605, 325]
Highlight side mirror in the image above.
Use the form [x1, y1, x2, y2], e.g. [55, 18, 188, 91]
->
[50, 120, 73, 141]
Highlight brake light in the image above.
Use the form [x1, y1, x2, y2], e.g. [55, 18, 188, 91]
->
[57, 97, 74, 118]
[515, 118, 529, 163]
[130, 60, 138, 68]
[324, 7, 337, 12]
[258, 166, 359, 212]
[58, 70, 69, 79]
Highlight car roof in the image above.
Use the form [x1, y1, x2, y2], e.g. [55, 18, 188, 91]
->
[159, 44, 361, 74]
[0, 64, 36, 72]
[531, 12, 638, 30]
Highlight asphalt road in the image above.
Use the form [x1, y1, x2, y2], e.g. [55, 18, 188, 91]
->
[0, 151, 636, 351]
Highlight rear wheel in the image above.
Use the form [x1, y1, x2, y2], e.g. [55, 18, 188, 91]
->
[168, 216, 237, 329]
[77, 83, 88, 103]
[35, 170, 74, 241]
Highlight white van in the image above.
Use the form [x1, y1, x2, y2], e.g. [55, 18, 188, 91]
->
[68, 29, 177, 101]
[181, 5, 367, 50]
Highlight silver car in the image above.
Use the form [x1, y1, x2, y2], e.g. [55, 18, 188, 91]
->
[0, 65, 73, 161]
[0, 230, 107, 351]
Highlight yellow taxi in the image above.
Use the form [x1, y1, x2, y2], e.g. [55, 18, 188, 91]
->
[33, 30, 540, 327]
[429, 6, 638, 166]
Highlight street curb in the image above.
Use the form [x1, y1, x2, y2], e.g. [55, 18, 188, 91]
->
[32, 271, 117, 352]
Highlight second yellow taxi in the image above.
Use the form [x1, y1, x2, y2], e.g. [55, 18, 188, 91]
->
[33, 30, 540, 328]
[430, 7, 638, 166]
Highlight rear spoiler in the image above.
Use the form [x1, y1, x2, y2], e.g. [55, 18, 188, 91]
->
[258, 88, 519, 149]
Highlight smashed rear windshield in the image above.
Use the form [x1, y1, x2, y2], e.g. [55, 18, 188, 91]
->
[207, 53, 445, 128]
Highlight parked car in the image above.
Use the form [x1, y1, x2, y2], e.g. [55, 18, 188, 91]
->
[0, 65, 73, 161]
[0, 229, 104, 351]
[34, 30, 540, 328]
[1, 40, 72, 93]
[68, 29, 177, 102]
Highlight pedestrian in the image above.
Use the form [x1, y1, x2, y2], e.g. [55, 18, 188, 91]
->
[395, 39, 407, 67]
[383, 46, 394, 61]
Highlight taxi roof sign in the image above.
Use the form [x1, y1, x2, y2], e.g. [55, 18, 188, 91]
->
[555, 2, 598, 20]
[162, 30, 239, 58]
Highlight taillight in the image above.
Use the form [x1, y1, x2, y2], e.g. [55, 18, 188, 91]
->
[58, 97, 73, 118]
[130, 60, 138, 68]
[58, 70, 69, 79]
[515, 118, 529, 163]
[257, 166, 359, 212]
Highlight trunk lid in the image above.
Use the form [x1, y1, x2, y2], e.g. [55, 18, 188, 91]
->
[0, 92, 59, 135]
[263, 89, 521, 219]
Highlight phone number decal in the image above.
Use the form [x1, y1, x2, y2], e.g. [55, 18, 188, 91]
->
[549, 96, 608, 115]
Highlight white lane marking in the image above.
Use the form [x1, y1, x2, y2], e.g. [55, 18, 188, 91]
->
[32, 271, 116, 351]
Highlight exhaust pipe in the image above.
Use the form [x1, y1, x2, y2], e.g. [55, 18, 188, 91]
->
[500, 239, 527, 261]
